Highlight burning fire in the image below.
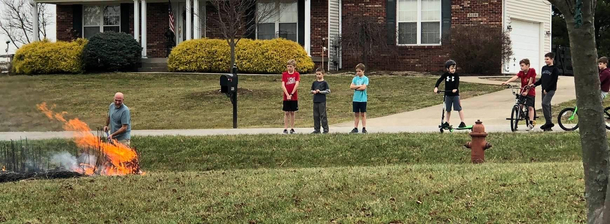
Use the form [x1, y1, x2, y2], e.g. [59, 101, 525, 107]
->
[1, 166, 5, 172]
[37, 102, 141, 176]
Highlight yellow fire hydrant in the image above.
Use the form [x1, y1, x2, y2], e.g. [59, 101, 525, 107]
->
[464, 120, 492, 164]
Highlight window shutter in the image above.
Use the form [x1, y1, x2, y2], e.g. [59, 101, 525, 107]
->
[297, 0, 304, 46]
[246, 3, 256, 39]
[121, 3, 131, 34]
[442, 0, 451, 43]
[386, 0, 396, 45]
[72, 5, 82, 38]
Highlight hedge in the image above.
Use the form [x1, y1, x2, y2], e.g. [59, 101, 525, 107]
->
[168, 38, 315, 73]
[12, 39, 88, 75]
[82, 32, 142, 72]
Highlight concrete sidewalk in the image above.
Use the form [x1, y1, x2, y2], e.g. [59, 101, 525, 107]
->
[332, 76, 576, 127]
[0, 125, 569, 141]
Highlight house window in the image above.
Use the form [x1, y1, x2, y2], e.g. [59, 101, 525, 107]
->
[83, 5, 121, 39]
[256, 0, 298, 42]
[397, 0, 441, 45]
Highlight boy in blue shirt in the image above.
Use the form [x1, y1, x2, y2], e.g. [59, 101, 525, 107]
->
[350, 63, 369, 133]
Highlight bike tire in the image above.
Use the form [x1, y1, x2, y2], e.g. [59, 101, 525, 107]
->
[604, 107, 610, 130]
[558, 108, 579, 131]
[511, 105, 519, 132]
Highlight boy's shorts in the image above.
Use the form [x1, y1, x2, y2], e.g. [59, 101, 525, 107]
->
[522, 95, 535, 108]
[283, 100, 298, 112]
[444, 95, 462, 112]
[353, 102, 367, 113]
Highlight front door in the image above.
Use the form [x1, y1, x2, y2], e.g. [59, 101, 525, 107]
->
[173, 2, 185, 44]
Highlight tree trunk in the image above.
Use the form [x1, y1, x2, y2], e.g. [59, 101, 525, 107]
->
[230, 39, 236, 68]
[557, 1, 610, 223]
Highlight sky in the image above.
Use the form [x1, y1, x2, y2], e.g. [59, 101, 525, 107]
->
[0, 2, 56, 54]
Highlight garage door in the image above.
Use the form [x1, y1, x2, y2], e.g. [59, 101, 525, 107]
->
[508, 19, 541, 74]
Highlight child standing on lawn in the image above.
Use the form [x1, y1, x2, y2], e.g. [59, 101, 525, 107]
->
[282, 59, 300, 134]
[532, 52, 560, 131]
[311, 67, 331, 134]
[350, 63, 369, 133]
[434, 59, 466, 128]
[502, 58, 537, 131]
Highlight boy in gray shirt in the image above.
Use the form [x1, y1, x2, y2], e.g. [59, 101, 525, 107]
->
[311, 68, 331, 134]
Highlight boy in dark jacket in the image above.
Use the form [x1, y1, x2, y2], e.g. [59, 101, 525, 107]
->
[311, 68, 331, 134]
[532, 52, 560, 131]
[434, 60, 466, 128]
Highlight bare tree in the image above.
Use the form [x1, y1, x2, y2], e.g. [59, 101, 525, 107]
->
[208, 0, 275, 69]
[341, 16, 398, 70]
[546, 0, 610, 223]
[0, 0, 52, 49]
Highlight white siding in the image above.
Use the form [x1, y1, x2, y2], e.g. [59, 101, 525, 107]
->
[504, 0, 552, 74]
[328, 0, 341, 71]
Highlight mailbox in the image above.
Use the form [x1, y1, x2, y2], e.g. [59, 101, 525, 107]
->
[220, 74, 235, 93]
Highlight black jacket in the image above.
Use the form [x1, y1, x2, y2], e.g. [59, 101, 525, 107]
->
[435, 72, 460, 96]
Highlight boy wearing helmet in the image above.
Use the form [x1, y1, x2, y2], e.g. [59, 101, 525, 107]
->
[434, 60, 467, 128]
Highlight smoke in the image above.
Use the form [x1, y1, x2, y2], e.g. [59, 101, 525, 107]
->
[50, 152, 97, 174]
[50, 152, 78, 171]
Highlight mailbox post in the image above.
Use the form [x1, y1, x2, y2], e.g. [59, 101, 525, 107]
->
[219, 63, 239, 128]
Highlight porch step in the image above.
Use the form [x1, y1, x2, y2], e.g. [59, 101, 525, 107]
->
[138, 58, 168, 72]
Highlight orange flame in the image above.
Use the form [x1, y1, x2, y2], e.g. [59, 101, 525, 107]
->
[37, 102, 141, 176]
[1, 166, 5, 172]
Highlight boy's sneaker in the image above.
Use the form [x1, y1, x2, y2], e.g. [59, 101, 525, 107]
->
[542, 123, 554, 131]
[351, 128, 358, 133]
[458, 122, 466, 128]
[312, 130, 321, 134]
[442, 122, 450, 129]
[527, 121, 534, 131]
[290, 129, 295, 134]
[362, 128, 368, 134]
[323, 130, 329, 134]
[283, 129, 288, 134]
[540, 123, 548, 130]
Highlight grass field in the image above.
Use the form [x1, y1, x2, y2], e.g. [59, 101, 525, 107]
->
[0, 73, 503, 132]
[0, 132, 594, 223]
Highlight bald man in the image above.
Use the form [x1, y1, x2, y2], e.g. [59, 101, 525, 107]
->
[103, 92, 132, 147]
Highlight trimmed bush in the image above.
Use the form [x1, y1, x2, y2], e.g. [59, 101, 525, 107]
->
[449, 26, 513, 75]
[168, 38, 314, 73]
[82, 32, 142, 72]
[12, 39, 87, 75]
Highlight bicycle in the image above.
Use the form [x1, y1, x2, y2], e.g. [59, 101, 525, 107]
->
[557, 102, 610, 131]
[505, 84, 536, 132]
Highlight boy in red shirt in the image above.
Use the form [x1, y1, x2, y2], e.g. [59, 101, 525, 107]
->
[598, 57, 610, 99]
[503, 58, 537, 131]
[282, 59, 300, 134]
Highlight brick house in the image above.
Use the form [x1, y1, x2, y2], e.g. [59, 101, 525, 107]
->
[34, 0, 550, 73]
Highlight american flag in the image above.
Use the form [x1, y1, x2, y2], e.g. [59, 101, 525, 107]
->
[168, 0, 175, 34]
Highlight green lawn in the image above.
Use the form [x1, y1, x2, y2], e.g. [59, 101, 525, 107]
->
[0, 73, 503, 132]
[0, 162, 585, 223]
[0, 132, 594, 223]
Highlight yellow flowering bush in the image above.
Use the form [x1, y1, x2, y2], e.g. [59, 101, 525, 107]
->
[168, 38, 314, 74]
[12, 39, 88, 75]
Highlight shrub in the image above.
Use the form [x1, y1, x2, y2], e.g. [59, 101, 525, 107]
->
[449, 26, 513, 75]
[168, 38, 314, 73]
[82, 32, 142, 72]
[12, 39, 88, 75]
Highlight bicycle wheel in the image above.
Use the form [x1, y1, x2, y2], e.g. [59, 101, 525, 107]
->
[604, 107, 610, 130]
[511, 105, 519, 132]
[558, 108, 579, 131]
